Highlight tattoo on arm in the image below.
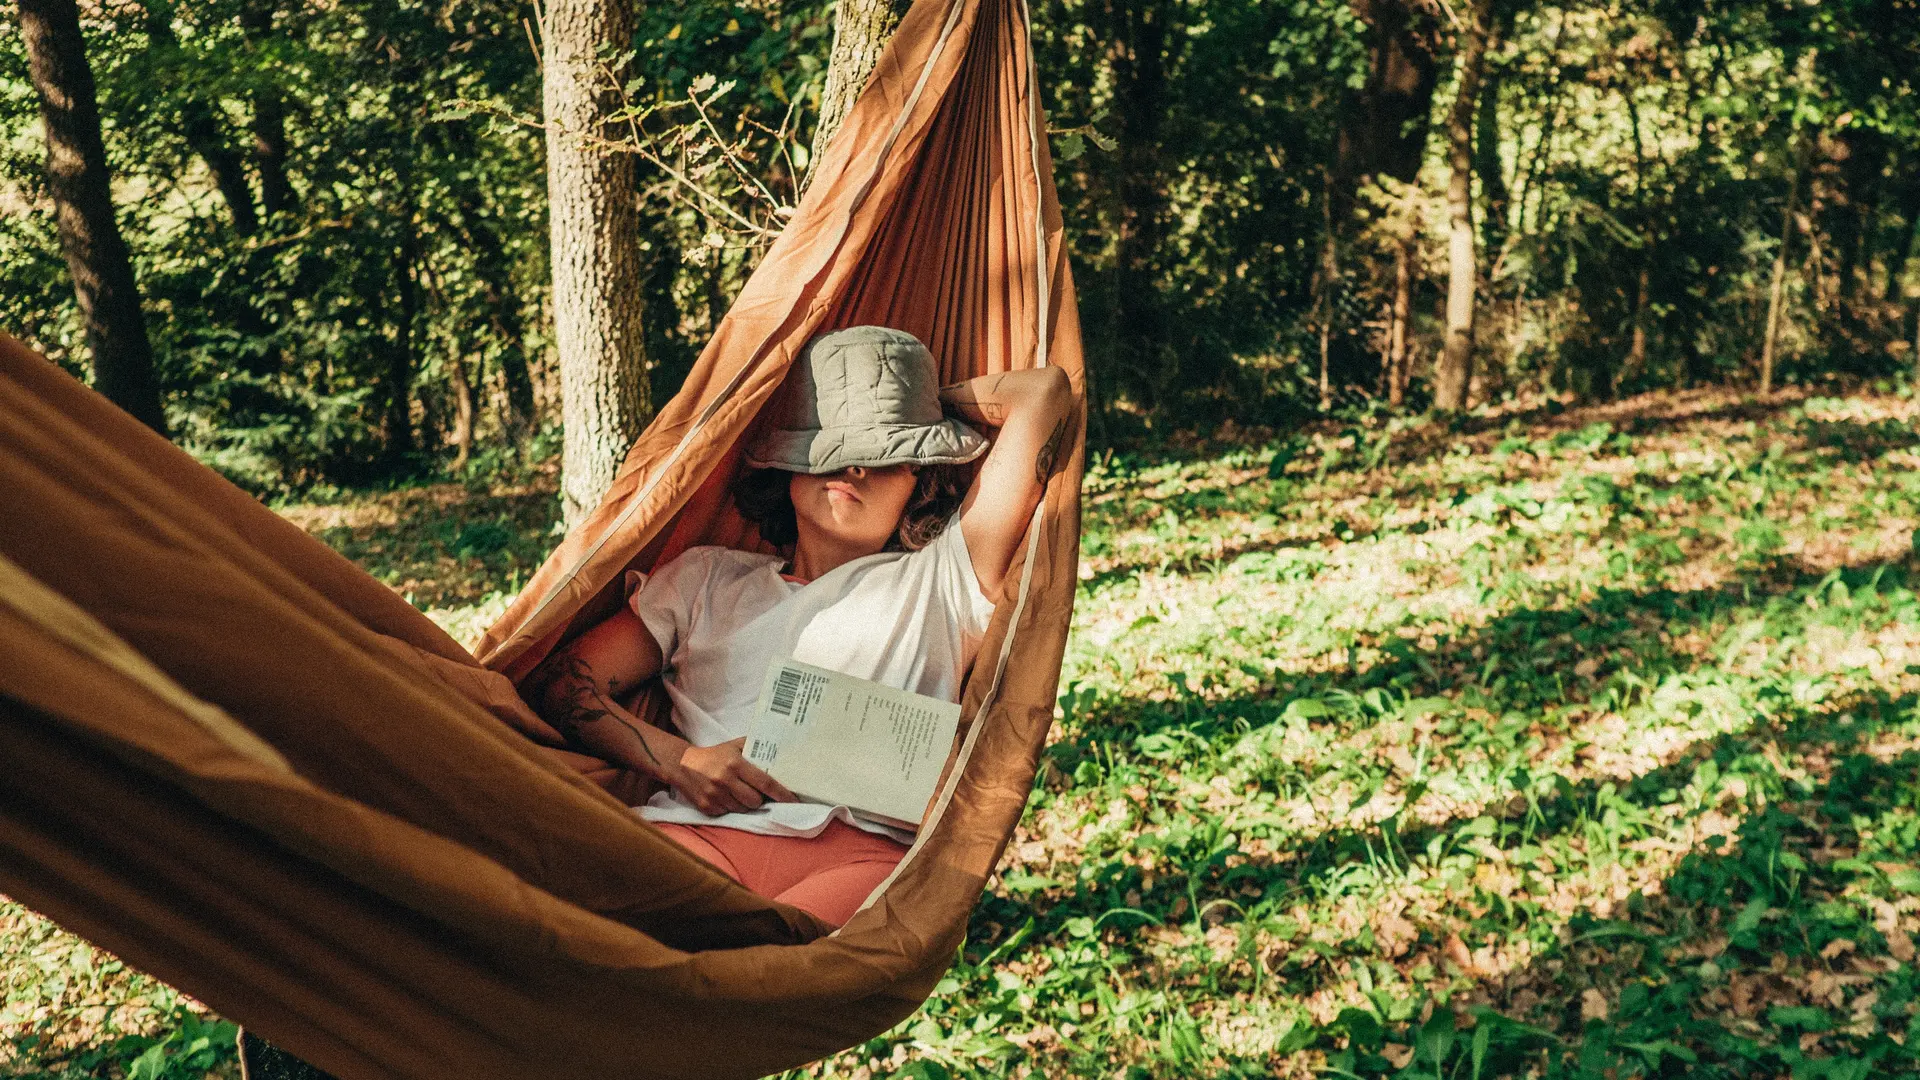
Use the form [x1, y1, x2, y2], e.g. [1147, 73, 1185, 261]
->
[1033, 415, 1070, 487]
[530, 654, 664, 770]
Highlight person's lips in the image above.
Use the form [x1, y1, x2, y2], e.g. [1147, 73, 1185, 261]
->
[824, 481, 861, 502]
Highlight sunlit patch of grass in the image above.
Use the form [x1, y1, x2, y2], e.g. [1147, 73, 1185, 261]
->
[0, 901, 238, 1079]
[798, 385, 1920, 1079]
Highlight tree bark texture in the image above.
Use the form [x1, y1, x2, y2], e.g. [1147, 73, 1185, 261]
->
[20, 0, 168, 435]
[806, 0, 910, 191]
[544, 0, 650, 525]
[1432, 0, 1490, 413]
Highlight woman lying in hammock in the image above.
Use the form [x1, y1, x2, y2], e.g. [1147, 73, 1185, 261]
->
[529, 326, 1072, 927]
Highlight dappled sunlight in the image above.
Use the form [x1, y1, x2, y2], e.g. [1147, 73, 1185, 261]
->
[801, 385, 1920, 1078]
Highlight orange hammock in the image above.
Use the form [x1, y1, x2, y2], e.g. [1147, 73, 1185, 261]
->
[0, 0, 1083, 1074]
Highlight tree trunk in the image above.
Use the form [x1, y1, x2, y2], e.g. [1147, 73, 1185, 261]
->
[385, 221, 419, 461]
[1473, 41, 1507, 272]
[1316, 168, 1338, 411]
[1624, 262, 1649, 389]
[1386, 221, 1415, 407]
[1760, 134, 1810, 395]
[20, 0, 167, 435]
[1108, 0, 1170, 405]
[1336, 0, 1441, 191]
[239, 1, 296, 222]
[448, 349, 477, 472]
[457, 197, 538, 441]
[1432, 0, 1490, 413]
[144, 2, 257, 235]
[805, 0, 909, 192]
[1884, 173, 1920, 303]
[545, 0, 650, 524]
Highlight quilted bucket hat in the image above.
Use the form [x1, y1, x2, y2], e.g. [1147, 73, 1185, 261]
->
[746, 326, 988, 474]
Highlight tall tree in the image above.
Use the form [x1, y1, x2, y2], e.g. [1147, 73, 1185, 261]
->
[1433, 0, 1492, 412]
[1334, 0, 1440, 402]
[239, 0, 296, 222]
[544, 0, 650, 523]
[19, 0, 168, 435]
[1108, 0, 1170, 407]
[807, 0, 910, 188]
[143, 1, 258, 235]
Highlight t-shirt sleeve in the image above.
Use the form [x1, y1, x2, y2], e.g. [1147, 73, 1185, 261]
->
[928, 513, 1000, 639]
[628, 547, 719, 664]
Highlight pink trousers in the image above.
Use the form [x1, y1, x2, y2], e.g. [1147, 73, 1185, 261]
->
[653, 820, 909, 928]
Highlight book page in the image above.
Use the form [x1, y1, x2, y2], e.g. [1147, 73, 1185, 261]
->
[743, 658, 962, 826]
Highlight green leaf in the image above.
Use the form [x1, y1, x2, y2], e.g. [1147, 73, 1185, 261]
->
[1887, 869, 1920, 894]
[1418, 1009, 1456, 1067]
[127, 1043, 170, 1080]
[1336, 1007, 1383, 1051]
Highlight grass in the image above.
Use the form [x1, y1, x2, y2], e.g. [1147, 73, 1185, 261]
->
[6, 384, 1920, 1078]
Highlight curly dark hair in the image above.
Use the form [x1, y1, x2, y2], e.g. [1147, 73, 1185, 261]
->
[732, 466, 965, 553]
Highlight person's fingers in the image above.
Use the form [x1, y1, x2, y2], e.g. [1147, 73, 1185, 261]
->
[726, 776, 764, 810]
[743, 763, 796, 802]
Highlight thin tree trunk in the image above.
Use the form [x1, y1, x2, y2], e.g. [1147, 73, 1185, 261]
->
[1624, 262, 1649, 389]
[457, 199, 538, 441]
[239, 1, 296, 222]
[1884, 174, 1920, 302]
[805, 0, 909, 193]
[448, 350, 477, 471]
[545, 0, 650, 524]
[1761, 134, 1810, 395]
[1432, 0, 1490, 413]
[1109, 0, 1170, 406]
[1473, 42, 1507, 273]
[385, 220, 419, 461]
[20, 0, 167, 435]
[1317, 167, 1337, 411]
[1387, 223, 1415, 406]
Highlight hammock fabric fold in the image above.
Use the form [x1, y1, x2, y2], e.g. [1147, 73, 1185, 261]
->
[0, 0, 1083, 1074]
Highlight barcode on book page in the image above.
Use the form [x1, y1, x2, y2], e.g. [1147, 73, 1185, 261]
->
[746, 739, 778, 766]
[769, 667, 804, 716]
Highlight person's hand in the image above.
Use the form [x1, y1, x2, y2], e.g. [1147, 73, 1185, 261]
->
[670, 738, 797, 815]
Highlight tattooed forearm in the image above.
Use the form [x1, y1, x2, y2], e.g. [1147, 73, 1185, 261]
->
[1033, 415, 1070, 486]
[530, 654, 664, 769]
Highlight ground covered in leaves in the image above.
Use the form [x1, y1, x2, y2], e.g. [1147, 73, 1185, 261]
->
[5, 385, 1920, 1079]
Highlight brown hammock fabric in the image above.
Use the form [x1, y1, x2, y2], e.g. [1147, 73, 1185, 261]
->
[0, 0, 1083, 1074]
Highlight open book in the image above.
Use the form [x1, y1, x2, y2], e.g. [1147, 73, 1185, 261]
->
[743, 658, 962, 829]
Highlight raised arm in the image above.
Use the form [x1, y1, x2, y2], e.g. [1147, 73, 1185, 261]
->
[938, 365, 1075, 603]
[526, 608, 792, 813]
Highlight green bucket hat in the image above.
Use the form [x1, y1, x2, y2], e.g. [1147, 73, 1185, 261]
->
[746, 326, 988, 474]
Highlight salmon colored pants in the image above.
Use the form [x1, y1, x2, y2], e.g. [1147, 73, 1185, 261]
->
[653, 820, 909, 928]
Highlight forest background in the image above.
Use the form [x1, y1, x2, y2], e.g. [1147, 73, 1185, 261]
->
[5, 0, 1919, 496]
[7, 0, 1920, 1078]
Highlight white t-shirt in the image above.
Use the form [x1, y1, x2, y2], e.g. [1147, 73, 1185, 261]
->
[631, 514, 997, 839]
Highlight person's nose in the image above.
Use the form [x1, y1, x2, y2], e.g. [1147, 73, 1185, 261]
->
[843, 464, 868, 480]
